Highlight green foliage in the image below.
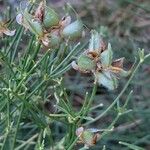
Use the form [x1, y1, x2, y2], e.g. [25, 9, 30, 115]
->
[0, 0, 150, 150]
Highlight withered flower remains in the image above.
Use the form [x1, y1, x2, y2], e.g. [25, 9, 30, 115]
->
[16, 1, 84, 47]
[72, 30, 130, 90]
[0, 19, 15, 37]
[76, 127, 100, 148]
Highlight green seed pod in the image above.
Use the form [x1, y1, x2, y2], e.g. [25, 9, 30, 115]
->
[62, 20, 83, 40]
[49, 31, 61, 48]
[43, 7, 59, 29]
[29, 20, 43, 36]
[77, 54, 96, 71]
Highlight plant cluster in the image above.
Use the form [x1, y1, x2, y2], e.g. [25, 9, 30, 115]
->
[0, 0, 150, 150]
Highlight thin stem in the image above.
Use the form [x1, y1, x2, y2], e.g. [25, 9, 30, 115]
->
[15, 134, 38, 150]
[11, 27, 24, 62]
[50, 64, 71, 78]
[1, 130, 10, 150]
[67, 136, 79, 150]
[66, 123, 77, 149]
[11, 103, 24, 150]
[6, 26, 23, 56]
[85, 61, 142, 125]
[78, 83, 97, 124]
[101, 114, 120, 138]
[51, 42, 80, 75]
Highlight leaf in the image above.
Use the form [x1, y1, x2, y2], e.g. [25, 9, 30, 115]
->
[100, 43, 113, 67]
[96, 71, 118, 90]
[119, 141, 145, 150]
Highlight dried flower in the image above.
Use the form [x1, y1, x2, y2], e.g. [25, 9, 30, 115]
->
[16, 10, 43, 36]
[34, 1, 45, 22]
[71, 30, 106, 73]
[76, 127, 100, 148]
[95, 43, 130, 90]
[16, 1, 83, 47]
[0, 20, 15, 37]
[72, 30, 130, 90]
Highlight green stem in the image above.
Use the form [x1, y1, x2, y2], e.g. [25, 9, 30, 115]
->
[26, 42, 41, 72]
[101, 114, 120, 138]
[6, 26, 23, 56]
[85, 61, 142, 125]
[78, 83, 97, 124]
[66, 123, 77, 149]
[51, 43, 80, 75]
[67, 136, 79, 150]
[11, 103, 24, 150]
[11, 27, 24, 62]
[1, 130, 10, 150]
[14, 44, 48, 93]
[50, 64, 71, 78]
[15, 134, 38, 150]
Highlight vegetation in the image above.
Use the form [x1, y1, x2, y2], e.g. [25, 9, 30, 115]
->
[0, 0, 150, 149]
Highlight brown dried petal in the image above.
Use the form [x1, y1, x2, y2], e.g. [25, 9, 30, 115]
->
[3, 29, 16, 36]
[34, 1, 45, 22]
[60, 16, 71, 28]
[112, 57, 124, 68]
[41, 35, 49, 47]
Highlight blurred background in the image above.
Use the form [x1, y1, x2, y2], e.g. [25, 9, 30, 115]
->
[0, 0, 150, 149]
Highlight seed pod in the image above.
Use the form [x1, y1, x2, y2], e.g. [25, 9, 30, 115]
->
[29, 20, 43, 36]
[77, 54, 96, 71]
[49, 31, 61, 48]
[61, 20, 83, 40]
[43, 7, 59, 29]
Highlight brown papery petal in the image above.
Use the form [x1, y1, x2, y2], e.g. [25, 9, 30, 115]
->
[112, 57, 124, 68]
[34, 1, 45, 22]
[41, 36, 49, 47]
[60, 16, 71, 28]
[3, 29, 16, 36]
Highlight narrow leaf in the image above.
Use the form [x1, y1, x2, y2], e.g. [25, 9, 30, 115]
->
[119, 141, 145, 150]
